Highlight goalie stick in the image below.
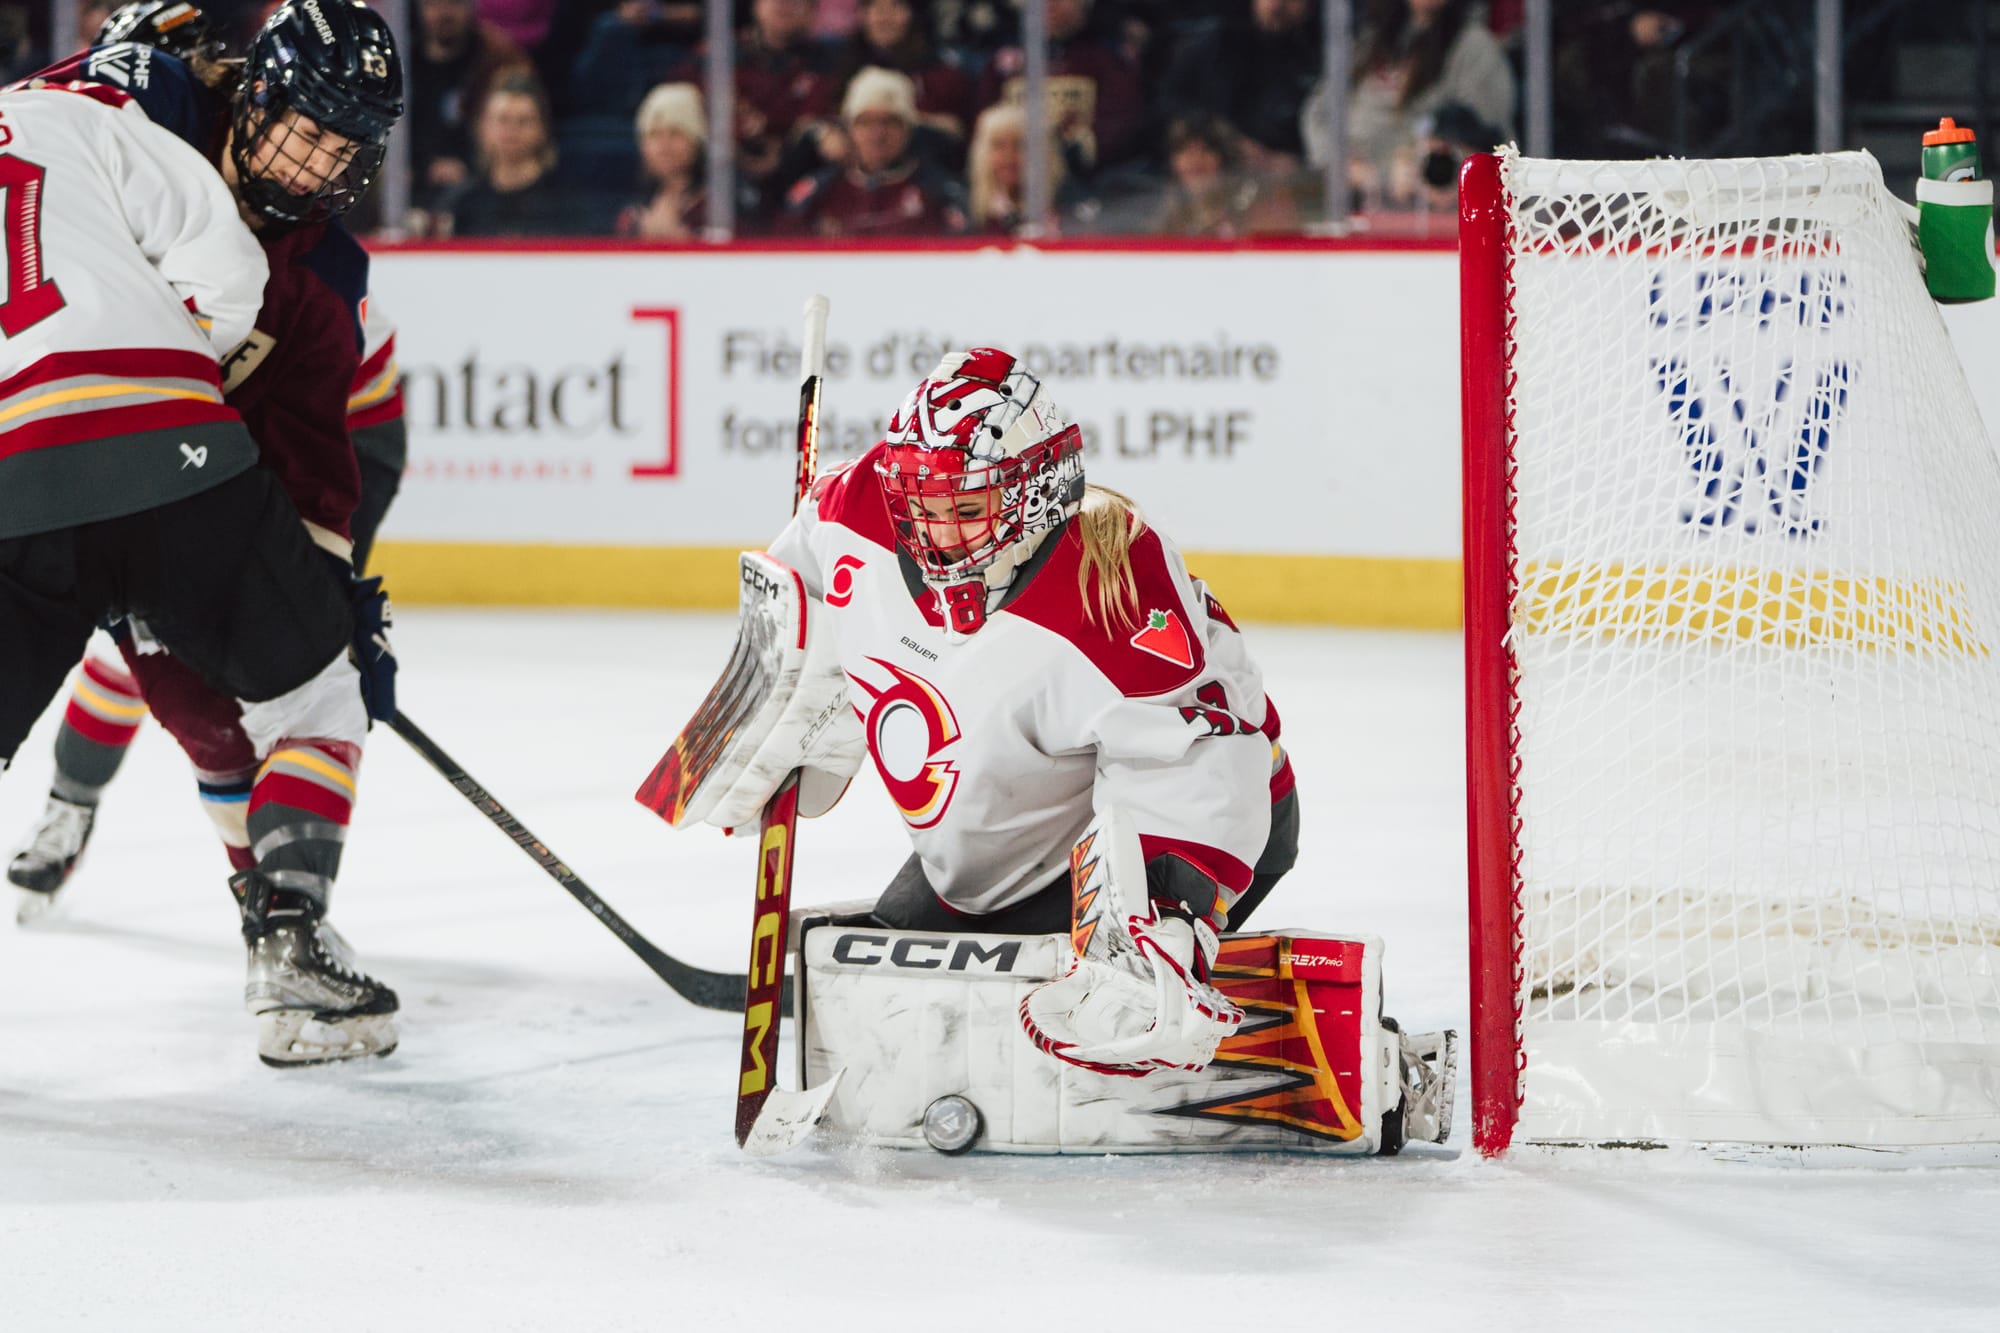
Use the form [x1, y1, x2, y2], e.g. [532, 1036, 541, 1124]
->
[735, 294, 843, 1155]
[388, 710, 756, 1012]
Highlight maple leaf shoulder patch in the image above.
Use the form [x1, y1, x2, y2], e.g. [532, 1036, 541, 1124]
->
[1129, 608, 1195, 669]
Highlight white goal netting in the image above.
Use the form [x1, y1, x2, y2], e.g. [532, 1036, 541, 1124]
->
[1498, 148, 2000, 1147]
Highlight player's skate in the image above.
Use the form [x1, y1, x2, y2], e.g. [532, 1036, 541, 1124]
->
[1020, 805, 1244, 1076]
[233, 870, 399, 1067]
[8, 795, 96, 923]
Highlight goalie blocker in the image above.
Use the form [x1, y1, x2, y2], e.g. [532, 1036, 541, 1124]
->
[796, 912, 1455, 1155]
[637, 550, 864, 832]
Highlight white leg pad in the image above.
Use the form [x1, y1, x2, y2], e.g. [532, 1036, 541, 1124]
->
[799, 920, 1436, 1155]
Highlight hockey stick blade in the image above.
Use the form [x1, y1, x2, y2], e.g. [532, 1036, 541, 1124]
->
[742, 1066, 845, 1157]
[389, 710, 769, 1013]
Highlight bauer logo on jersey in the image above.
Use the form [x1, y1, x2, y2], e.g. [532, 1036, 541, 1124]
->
[848, 658, 961, 828]
[1130, 608, 1195, 669]
[825, 554, 866, 607]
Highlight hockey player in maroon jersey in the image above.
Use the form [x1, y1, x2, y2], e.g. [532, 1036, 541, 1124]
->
[9, 7, 408, 931]
[723, 347, 1298, 1077]
[9, 296, 407, 905]
[0, 19, 389, 1062]
[3, 1, 406, 1066]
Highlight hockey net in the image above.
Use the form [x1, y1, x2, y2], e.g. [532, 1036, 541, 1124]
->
[1460, 148, 2000, 1154]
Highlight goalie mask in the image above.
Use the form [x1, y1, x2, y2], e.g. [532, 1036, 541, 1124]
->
[231, 0, 403, 227]
[875, 348, 1085, 635]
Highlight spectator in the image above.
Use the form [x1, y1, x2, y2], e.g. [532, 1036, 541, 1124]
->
[1158, 0, 1323, 176]
[1410, 100, 1504, 210]
[1154, 113, 1292, 237]
[1302, 0, 1515, 208]
[78, 2, 116, 43]
[1554, 4, 1721, 158]
[784, 66, 967, 237]
[478, 0, 558, 56]
[966, 101, 1058, 235]
[617, 82, 708, 240]
[814, 0, 860, 39]
[976, 0, 1147, 173]
[830, 0, 978, 155]
[441, 72, 602, 236]
[674, 0, 841, 227]
[568, 0, 703, 119]
[411, 0, 533, 213]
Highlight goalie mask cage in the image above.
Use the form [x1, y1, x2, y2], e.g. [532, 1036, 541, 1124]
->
[1460, 148, 2000, 1156]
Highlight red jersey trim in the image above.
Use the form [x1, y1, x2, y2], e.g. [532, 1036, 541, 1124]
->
[0, 397, 238, 461]
[811, 443, 901, 553]
[0, 347, 223, 401]
[1007, 525, 1206, 698]
[1139, 833, 1254, 896]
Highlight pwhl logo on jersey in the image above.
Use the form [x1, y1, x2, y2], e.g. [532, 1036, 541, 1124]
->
[849, 658, 960, 828]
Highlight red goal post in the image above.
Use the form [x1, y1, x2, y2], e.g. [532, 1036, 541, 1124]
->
[1459, 148, 2000, 1157]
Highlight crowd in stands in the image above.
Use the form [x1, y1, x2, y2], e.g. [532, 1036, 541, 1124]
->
[2, 1, 1734, 240]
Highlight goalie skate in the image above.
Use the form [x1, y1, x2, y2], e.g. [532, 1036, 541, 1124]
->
[9, 795, 95, 923]
[235, 871, 399, 1067]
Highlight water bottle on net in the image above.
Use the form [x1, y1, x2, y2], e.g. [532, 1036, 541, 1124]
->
[1917, 117, 1996, 303]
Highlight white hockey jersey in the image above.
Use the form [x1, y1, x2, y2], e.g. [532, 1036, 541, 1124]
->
[0, 79, 266, 537]
[768, 444, 1291, 925]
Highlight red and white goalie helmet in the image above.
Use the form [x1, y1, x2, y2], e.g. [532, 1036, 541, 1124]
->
[874, 348, 1085, 625]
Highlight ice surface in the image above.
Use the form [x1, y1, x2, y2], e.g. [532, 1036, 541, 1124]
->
[3, 611, 1997, 1331]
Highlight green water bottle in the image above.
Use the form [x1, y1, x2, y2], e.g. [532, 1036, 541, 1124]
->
[1917, 117, 1995, 302]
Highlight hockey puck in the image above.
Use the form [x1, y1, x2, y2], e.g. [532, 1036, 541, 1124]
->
[921, 1095, 982, 1154]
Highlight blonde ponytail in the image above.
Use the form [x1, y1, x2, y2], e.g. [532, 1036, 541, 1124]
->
[1075, 484, 1145, 631]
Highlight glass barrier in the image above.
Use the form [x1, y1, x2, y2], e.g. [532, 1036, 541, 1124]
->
[20, 1, 1995, 241]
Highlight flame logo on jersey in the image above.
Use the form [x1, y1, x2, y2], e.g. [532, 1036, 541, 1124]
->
[849, 658, 961, 828]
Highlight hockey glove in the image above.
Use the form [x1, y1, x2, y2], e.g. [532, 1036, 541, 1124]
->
[1020, 803, 1243, 1077]
[348, 574, 397, 724]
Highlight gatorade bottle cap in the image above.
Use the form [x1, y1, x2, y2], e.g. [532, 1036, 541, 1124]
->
[1925, 117, 1976, 146]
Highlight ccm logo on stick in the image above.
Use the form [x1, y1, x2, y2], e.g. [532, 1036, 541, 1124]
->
[830, 933, 1021, 973]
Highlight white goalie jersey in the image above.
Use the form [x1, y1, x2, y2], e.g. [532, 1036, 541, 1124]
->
[766, 445, 1289, 924]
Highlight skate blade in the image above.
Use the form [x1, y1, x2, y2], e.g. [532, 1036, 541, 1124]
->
[257, 1010, 399, 1067]
[14, 887, 61, 926]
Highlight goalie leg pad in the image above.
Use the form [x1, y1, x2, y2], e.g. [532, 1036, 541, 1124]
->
[800, 918, 1419, 1154]
[636, 552, 864, 830]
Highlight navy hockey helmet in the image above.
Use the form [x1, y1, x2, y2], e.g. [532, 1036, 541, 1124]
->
[232, 0, 404, 226]
[96, 2, 219, 60]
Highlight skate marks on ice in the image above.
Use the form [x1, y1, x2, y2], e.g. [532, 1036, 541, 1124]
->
[1, 612, 1998, 1328]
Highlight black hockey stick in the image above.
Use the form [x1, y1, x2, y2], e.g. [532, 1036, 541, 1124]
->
[388, 709, 756, 1012]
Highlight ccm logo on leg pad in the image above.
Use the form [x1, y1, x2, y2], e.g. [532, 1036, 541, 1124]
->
[830, 932, 1022, 973]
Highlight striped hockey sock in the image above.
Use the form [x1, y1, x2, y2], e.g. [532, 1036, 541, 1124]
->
[195, 769, 258, 873]
[52, 656, 147, 806]
[247, 741, 359, 910]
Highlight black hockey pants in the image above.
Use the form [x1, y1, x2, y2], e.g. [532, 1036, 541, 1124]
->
[0, 466, 352, 766]
[872, 788, 1301, 935]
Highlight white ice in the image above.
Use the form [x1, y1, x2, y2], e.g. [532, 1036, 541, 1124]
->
[3, 611, 1997, 1331]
